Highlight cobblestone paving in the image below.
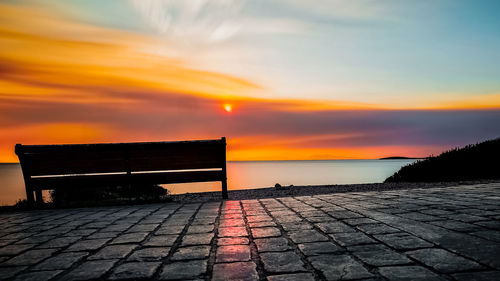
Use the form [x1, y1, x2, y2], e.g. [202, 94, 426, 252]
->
[0, 183, 499, 280]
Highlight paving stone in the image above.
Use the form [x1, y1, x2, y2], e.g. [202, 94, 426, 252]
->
[143, 235, 178, 247]
[88, 244, 136, 260]
[254, 237, 291, 252]
[430, 220, 485, 232]
[357, 223, 400, 234]
[155, 225, 185, 235]
[298, 242, 343, 256]
[249, 221, 277, 228]
[308, 254, 373, 280]
[187, 224, 214, 233]
[0, 244, 34, 255]
[288, 230, 328, 243]
[171, 245, 210, 260]
[347, 244, 390, 252]
[472, 230, 500, 243]
[61, 259, 117, 280]
[109, 261, 160, 280]
[216, 245, 251, 262]
[221, 213, 244, 220]
[260, 251, 306, 273]
[474, 220, 500, 230]
[64, 228, 97, 237]
[0, 266, 27, 280]
[218, 237, 249, 245]
[111, 232, 149, 244]
[306, 216, 335, 223]
[102, 224, 131, 232]
[3, 249, 56, 266]
[34, 252, 88, 270]
[452, 270, 500, 281]
[246, 215, 272, 223]
[160, 259, 207, 280]
[378, 266, 444, 280]
[420, 209, 454, 215]
[329, 232, 376, 246]
[398, 212, 442, 222]
[87, 231, 120, 239]
[353, 249, 412, 266]
[446, 214, 487, 223]
[275, 215, 302, 223]
[219, 219, 245, 227]
[281, 222, 313, 231]
[343, 218, 377, 226]
[212, 261, 258, 281]
[251, 227, 281, 238]
[407, 248, 484, 273]
[15, 235, 55, 245]
[0, 240, 14, 248]
[66, 238, 110, 251]
[374, 232, 433, 250]
[328, 210, 363, 219]
[127, 247, 170, 261]
[315, 222, 356, 233]
[267, 273, 315, 281]
[126, 223, 158, 233]
[434, 232, 500, 269]
[14, 270, 62, 281]
[182, 233, 214, 246]
[218, 226, 248, 237]
[38, 236, 81, 248]
[300, 210, 327, 217]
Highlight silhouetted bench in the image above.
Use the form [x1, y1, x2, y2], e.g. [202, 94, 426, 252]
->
[15, 138, 228, 205]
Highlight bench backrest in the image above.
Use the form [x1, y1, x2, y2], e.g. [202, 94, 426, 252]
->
[15, 138, 226, 177]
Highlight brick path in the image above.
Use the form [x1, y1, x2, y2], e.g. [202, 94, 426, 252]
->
[0, 183, 499, 280]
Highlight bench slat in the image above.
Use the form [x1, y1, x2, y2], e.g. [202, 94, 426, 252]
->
[30, 170, 225, 189]
[17, 139, 225, 176]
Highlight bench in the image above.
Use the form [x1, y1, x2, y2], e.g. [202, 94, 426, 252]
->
[15, 137, 228, 205]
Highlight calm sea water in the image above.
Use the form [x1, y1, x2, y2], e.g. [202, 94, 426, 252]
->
[0, 160, 415, 205]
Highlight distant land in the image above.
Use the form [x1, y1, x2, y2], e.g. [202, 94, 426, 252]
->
[379, 156, 421, 160]
[385, 137, 500, 182]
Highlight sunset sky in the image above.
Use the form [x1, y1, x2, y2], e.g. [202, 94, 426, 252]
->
[1, 0, 499, 162]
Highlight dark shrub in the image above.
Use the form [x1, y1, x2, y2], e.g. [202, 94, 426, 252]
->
[385, 138, 500, 182]
[50, 184, 170, 207]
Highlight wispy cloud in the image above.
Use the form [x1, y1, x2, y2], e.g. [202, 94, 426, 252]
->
[130, 0, 311, 48]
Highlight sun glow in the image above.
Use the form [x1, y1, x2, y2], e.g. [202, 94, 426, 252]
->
[224, 104, 232, 112]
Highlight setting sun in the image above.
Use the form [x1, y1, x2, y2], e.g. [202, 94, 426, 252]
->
[224, 104, 232, 112]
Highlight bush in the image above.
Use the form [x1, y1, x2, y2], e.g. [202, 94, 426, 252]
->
[50, 183, 170, 207]
[385, 138, 500, 182]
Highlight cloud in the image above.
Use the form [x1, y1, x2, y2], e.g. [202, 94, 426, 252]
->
[1, 2, 499, 162]
[130, 0, 309, 45]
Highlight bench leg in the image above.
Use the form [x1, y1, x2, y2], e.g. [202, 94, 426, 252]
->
[222, 179, 228, 199]
[26, 186, 35, 206]
[35, 189, 43, 205]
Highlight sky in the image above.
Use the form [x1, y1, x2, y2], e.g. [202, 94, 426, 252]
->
[1, 0, 500, 161]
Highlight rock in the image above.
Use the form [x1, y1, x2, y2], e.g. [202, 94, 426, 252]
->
[275, 183, 290, 190]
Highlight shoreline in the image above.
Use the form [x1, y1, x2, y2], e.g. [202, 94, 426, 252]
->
[170, 179, 500, 202]
[2, 180, 498, 210]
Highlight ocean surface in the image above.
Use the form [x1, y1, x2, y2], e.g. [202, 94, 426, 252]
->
[0, 160, 415, 205]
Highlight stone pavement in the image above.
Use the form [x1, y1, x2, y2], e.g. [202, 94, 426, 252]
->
[0, 183, 499, 281]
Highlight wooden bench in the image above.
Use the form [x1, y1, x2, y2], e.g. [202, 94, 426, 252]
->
[15, 138, 228, 205]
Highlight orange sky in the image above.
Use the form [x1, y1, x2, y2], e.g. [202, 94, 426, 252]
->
[1, 3, 499, 162]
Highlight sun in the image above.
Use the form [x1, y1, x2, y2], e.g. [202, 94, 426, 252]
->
[223, 104, 232, 112]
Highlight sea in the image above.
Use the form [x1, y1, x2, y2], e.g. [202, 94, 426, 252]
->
[0, 159, 416, 206]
